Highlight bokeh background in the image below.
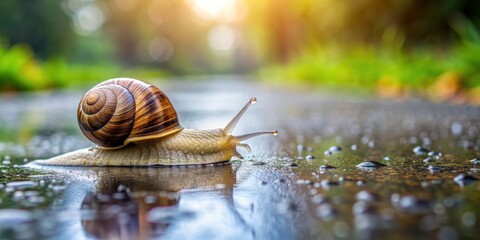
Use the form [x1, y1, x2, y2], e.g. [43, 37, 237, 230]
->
[1, 0, 480, 103]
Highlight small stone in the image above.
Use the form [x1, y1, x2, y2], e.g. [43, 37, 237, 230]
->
[305, 155, 315, 160]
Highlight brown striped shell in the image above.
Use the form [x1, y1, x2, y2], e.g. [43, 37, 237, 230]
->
[77, 78, 183, 149]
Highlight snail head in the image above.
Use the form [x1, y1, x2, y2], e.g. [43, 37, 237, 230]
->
[223, 98, 278, 153]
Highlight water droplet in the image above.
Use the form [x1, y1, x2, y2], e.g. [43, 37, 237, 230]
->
[285, 163, 298, 168]
[277, 199, 297, 214]
[356, 180, 367, 186]
[305, 155, 315, 160]
[451, 121, 463, 136]
[355, 161, 386, 169]
[423, 157, 435, 163]
[453, 174, 478, 186]
[311, 194, 329, 205]
[428, 165, 443, 172]
[319, 164, 336, 170]
[250, 97, 257, 104]
[320, 179, 339, 188]
[6, 181, 37, 189]
[413, 146, 429, 156]
[351, 144, 358, 150]
[437, 226, 458, 240]
[148, 206, 194, 224]
[324, 150, 332, 156]
[272, 130, 278, 136]
[333, 220, 350, 238]
[470, 158, 480, 165]
[356, 190, 380, 202]
[461, 211, 477, 227]
[315, 203, 336, 219]
[328, 146, 342, 153]
[383, 156, 391, 161]
[252, 161, 266, 166]
[0, 209, 33, 226]
[428, 151, 443, 159]
[398, 195, 432, 213]
[352, 201, 376, 215]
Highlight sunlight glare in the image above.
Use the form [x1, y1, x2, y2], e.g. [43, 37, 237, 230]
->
[208, 25, 236, 52]
[189, 0, 237, 21]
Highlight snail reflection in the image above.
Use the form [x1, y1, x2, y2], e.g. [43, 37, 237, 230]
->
[77, 164, 240, 239]
[35, 78, 277, 166]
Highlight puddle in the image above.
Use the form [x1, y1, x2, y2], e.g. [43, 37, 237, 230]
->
[0, 79, 480, 239]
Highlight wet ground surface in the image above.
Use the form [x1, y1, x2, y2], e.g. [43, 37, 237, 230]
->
[1, 77, 480, 239]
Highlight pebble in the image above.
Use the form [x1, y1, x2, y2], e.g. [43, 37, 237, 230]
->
[305, 155, 315, 160]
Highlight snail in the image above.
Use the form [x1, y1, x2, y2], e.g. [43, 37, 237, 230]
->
[36, 78, 277, 166]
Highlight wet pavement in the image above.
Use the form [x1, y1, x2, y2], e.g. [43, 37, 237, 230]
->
[1, 77, 480, 239]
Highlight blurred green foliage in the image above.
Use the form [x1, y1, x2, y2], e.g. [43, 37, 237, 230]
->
[0, 0, 74, 59]
[0, 41, 166, 91]
[0, 0, 479, 101]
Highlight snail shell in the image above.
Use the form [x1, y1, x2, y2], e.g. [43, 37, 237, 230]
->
[77, 78, 183, 149]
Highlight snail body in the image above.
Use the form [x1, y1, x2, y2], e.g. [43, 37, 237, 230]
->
[37, 78, 276, 166]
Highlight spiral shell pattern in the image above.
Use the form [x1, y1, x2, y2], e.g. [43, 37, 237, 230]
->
[77, 78, 182, 148]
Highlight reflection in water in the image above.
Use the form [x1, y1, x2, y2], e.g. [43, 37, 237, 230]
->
[66, 164, 237, 239]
